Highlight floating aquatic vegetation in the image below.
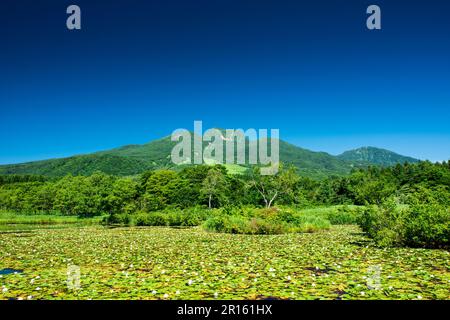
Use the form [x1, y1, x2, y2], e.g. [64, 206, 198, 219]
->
[0, 225, 448, 300]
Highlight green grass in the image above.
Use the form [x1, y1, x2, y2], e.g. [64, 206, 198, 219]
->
[294, 205, 364, 225]
[0, 224, 448, 300]
[0, 212, 103, 226]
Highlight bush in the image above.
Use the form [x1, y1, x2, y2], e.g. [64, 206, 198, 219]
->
[326, 205, 363, 225]
[166, 211, 203, 226]
[404, 203, 449, 248]
[104, 213, 132, 225]
[203, 216, 226, 232]
[358, 194, 449, 248]
[203, 207, 331, 235]
[135, 212, 168, 226]
[133, 207, 211, 227]
[203, 215, 288, 234]
[167, 209, 207, 226]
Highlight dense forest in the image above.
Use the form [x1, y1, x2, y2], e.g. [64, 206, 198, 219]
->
[0, 161, 449, 248]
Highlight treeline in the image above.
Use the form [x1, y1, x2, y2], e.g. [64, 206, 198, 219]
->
[314, 160, 450, 206]
[0, 161, 449, 215]
[0, 164, 299, 215]
[0, 174, 48, 184]
[0, 161, 448, 247]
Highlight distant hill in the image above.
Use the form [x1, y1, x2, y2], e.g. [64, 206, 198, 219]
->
[0, 137, 176, 178]
[0, 136, 419, 179]
[0, 154, 153, 177]
[337, 146, 420, 166]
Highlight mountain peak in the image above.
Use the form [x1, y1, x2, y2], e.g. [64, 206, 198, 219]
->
[337, 146, 419, 166]
[0, 137, 420, 179]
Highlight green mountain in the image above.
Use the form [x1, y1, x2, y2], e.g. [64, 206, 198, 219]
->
[337, 146, 419, 166]
[0, 136, 419, 179]
[278, 140, 352, 178]
[0, 137, 176, 178]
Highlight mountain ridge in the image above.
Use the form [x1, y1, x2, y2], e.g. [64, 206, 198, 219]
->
[337, 146, 420, 166]
[0, 136, 420, 179]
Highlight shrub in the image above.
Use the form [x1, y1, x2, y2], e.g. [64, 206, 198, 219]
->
[203, 216, 227, 232]
[135, 212, 168, 226]
[247, 218, 288, 234]
[404, 203, 449, 248]
[203, 215, 288, 234]
[358, 195, 449, 248]
[326, 205, 363, 225]
[203, 207, 331, 235]
[221, 205, 255, 217]
[133, 207, 211, 227]
[357, 205, 380, 236]
[166, 211, 203, 226]
[104, 213, 132, 225]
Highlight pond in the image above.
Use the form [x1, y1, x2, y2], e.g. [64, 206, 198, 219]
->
[0, 268, 23, 275]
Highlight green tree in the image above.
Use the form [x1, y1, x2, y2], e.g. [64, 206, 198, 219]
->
[201, 166, 228, 209]
[107, 177, 138, 214]
[248, 165, 299, 208]
[142, 170, 179, 211]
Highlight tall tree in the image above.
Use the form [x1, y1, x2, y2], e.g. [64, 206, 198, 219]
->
[201, 166, 228, 209]
[248, 164, 298, 208]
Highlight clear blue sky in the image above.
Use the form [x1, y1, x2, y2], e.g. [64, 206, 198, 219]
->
[1, 0, 449, 164]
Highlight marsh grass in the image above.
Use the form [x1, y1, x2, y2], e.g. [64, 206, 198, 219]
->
[0, 212, 103, 226]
